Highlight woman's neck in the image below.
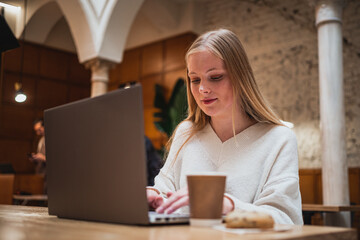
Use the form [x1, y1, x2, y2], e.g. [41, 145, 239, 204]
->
[210, 110, 256, 143]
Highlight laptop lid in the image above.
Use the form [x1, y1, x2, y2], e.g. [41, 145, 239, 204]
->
[45, 84, 151, 225]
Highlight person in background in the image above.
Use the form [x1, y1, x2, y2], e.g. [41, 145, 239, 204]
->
[145, 136, 163, 186]
[146, 29, 303, 225]
[29, 118, 46, 175]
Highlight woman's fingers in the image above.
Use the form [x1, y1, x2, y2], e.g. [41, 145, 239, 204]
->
[156, 188, 188, 214]
[153, 195, 164, 209]
[222, 196, 234, 214]
[164, 195, 189, 214]
[147, 189, 163, 209]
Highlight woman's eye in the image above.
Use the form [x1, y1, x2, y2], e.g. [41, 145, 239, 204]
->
[191, 79, 200, 84]
[210, 75, 223, 81]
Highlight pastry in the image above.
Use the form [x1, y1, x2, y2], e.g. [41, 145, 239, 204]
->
[225, 210, 275, 229]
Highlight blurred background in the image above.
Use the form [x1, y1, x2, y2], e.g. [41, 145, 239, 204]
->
[0, 0, 359, 217]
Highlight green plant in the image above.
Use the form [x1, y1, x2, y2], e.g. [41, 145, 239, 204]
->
[153, 78, 188, 138]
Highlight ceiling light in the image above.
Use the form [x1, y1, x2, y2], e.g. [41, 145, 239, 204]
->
[0, 2, 21, 11]
[14, 82, 27, 103]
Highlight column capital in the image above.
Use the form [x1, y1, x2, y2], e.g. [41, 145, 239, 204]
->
[309, 0, 345, 27]
[84, 58, 117, 97]
[84, 58, 117, 77]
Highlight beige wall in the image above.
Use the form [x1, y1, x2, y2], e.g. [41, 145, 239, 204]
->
[199, 0, 360, 168]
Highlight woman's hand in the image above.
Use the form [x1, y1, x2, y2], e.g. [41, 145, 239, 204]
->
[222, 196, 234, 214]
[147, 189, 164, 210]
[31, 153, 46, 162]
[156, 188, 189, 214]
[151, 187, 234, 215]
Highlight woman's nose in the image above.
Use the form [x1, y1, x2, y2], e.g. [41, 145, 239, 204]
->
[199, 81, 210, 93]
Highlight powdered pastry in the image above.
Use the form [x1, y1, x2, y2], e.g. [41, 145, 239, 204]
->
[225, 210, 275, 229]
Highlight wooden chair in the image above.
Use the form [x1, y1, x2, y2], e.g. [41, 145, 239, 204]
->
[0, 174, 15, 205]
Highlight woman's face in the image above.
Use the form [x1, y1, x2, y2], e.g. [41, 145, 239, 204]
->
[187, 50, 234, 120]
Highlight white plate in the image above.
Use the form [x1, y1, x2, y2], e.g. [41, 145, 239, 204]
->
[213, 224, 293, 234]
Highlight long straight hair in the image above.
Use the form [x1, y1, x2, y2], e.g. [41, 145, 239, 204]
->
[165, 29, 282, 159]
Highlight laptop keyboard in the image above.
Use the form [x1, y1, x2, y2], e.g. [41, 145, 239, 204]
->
[148, 211, 189, 224]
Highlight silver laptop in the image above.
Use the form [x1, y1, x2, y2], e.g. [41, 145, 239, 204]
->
[44, 84, 189, 225]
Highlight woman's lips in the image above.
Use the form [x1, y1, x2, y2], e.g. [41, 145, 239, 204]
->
[202, 98, 217, 105]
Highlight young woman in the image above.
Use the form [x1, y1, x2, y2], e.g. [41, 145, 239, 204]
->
[147, 29, 303, 224]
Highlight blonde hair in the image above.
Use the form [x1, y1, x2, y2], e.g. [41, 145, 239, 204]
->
[165, 29, 282, 159]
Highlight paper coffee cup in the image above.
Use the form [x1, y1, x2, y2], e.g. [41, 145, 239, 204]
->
[187, 172, 226, 227]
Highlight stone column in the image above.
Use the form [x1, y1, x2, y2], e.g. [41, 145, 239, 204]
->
[85, 58, 116, 97]
[315, 0, 350, 227]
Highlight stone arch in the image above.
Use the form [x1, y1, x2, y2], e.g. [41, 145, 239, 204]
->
[20, 0, 145, 63]
[55, 0, 95, 63]
[97, 0, 144, 63]
[23, 1, 63, 44]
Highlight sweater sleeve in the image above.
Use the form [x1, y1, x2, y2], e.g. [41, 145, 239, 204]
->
[153, 121, 191, 197]
[226, 129, 303, 225]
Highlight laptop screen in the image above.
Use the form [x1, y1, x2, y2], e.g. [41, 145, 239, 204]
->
[45, 84, 151, 224]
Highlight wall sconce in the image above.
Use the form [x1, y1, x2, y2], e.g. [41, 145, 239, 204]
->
[14, 82, 26, 103]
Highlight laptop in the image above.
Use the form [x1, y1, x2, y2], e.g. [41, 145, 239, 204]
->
[44, 84, 189, 225]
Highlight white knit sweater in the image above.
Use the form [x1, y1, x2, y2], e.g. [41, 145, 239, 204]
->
[154, 121, 303, 225]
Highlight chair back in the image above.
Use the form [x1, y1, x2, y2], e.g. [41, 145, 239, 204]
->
[0, 174, 15, 204]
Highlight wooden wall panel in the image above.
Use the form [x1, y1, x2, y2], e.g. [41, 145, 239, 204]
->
[349, 168, 360, 204]
[0, 140, 33, 173]
[120, 49, 141, 82]
[68, 55, 91, 84]
[144, 108, 164, 145]
[0, 174, 15, 204]
[108, 64, 120, 87]
[23, 44, 40, 75]
[3, 42, 40, 74]
[299, 173, 316, 204]
[163, 68, 187, 101]
[39, 48, 69, 81]
[109, 49, 141, 85]
[299, 169, 359, 205]
[0, 105, 34, 139]
[299, 169, 322, 204]
[14, 174, 44, 194]
[3, 46, 21, 72]
[141, 42, 163, 77]
[19, 75, 37, 107]
[164, 34, 196, 72]
[36, 80, 68, 110]
[108, 32, 197, 150]
[316, 171, 323, 204]
[140, 75, 162, 108]
[1, 41, 91, 175]
[108, 83, 119, 92]
[2, 72, 20, 103]
[68, 86, 90, 103]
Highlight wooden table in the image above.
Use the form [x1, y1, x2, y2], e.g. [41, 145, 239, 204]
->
[0, 205, 356, 240]
[302, 204, 360, 212]
[302, 204, 360, 226]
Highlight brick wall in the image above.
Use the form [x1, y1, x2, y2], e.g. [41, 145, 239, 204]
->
[200, 0, 360, 168]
